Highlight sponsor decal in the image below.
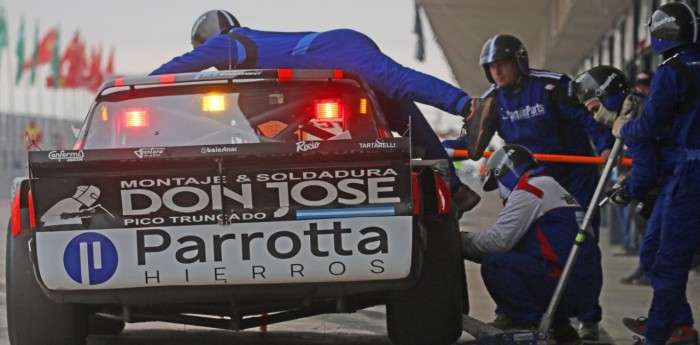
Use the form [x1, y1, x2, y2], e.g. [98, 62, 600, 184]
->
[194, 70, 264, 80]
[594, 73, 618, 97]
[63, 232, 118, 285]
[651, 16, 676, 30]
[359, 138, 397, 149]
[134, 147, 165, 158]
[48, 150, 85, 162]
[502, 103, 546, 122]
[41, 185, 115, 227]
[36, 217, 413, 289]
[200, 146, 238, 154]
[296, 141, 320, 152]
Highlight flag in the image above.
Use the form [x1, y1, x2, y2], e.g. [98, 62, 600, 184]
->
[14, 17, 25, 85]
[50, 29, 60, 87]
[29, 22, 39, 84]
[57, 31, 87, 88]
[105, 46, 114, 76]
[0, 7, 8, 51]
[23, 28, 57, 70]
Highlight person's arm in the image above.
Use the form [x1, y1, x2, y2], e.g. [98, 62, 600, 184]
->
[620, 65, 679, 142]
[623, 142, 661, 201]
[150, 35, 241, 75]
[462, 189, 542, 259]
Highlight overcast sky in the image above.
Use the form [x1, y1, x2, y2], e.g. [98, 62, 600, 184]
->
[0, 0, 464, 130]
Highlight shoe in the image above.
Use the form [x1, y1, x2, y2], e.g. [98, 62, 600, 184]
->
[633, 275, 651, 286]
[578, 321, 600, 341]
[621, 267, 651, 286]
[613, 246, 637, 257]
[549, 324, 582, 345]
[487, 313, 536, 330]
[623, 316, 647, 335]
[668, 326, 699, 345]
[452, 184, 481, 218]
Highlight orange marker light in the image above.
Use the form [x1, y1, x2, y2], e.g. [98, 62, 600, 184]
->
[101, 106, 109, 121]
[359, 98, 368, 115]
[124, 109, 149, 127]
[203, 94, 226, 112]
[315, 100, 342, 119]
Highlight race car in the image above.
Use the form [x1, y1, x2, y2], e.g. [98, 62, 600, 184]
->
[7, 69, 467, 345]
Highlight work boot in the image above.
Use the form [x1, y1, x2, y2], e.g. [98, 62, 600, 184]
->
[452, 183, 481, 219]
[487, 313, 536, 330]
[578, 321, 600, 341]
[623, 317, 647, 335]
[668, 326, 699, 345]
[548, 324, 582, 345]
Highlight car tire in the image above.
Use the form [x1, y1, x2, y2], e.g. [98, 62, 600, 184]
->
[6, 215, 88, 345]
[385, 213, 464, 345]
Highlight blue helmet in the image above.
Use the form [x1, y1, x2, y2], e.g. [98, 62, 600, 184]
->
[649, 2, 700, 54]
[480, 34, 529, 83]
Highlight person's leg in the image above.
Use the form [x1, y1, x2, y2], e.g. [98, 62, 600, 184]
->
[645, 169, 700, 345]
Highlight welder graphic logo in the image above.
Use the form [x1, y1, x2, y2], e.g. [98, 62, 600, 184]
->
[63, 232, 118, 285]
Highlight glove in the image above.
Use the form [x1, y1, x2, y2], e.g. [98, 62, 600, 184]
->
[461, 99, 473, 120]
[620, 93, 645, 119]
[612, 115, 630, 139]
[605, 178, 631, 207]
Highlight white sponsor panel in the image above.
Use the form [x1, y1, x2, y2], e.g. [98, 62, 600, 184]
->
[36, 216, 413, 290]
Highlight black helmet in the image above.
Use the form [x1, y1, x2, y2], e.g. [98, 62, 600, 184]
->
[572, 65, 631, 111]
[483, 144, 538, 192]
[479, 34, 529, 83]
[191, 10, 241, 48]
[648, 2, 700, 54]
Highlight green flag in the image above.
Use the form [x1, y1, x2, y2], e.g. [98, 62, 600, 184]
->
[0, 7, 8, 51]
[50, 29, 60, 88]
[29, 22, 39, 85]
[15, 16, 25, 85]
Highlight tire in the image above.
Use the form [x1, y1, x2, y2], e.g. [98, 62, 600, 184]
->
[6, 214, 88, 345]
[385, 213, 464, 345]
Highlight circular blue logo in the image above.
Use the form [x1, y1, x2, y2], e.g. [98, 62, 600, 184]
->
[63, 232, 118, 285]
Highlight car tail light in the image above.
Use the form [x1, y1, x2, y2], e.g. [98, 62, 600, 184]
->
[203, 94, 226, 112]
[123, 109, 149, 127]
[359, 98, 368, 115]
[101, 106, 109, 121]
[314, 99, 342, 119]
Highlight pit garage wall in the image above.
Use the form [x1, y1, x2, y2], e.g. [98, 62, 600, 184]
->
[0, 113, 81, 199]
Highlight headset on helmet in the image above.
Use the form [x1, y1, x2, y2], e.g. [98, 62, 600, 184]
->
[483, 144, 538, 192]
[649, 2, 700, 54]
[572, 65, 631, 111]
[191, 9, 241, 48]
[479, 34, 530, 83]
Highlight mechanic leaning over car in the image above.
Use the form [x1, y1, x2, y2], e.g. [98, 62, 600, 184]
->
[461, 144, 602, 345]
[149, 9, 482, 216]
[442, 34, 614, 340]
[590, 3, 700, 345]
[571, 64, 696, 345]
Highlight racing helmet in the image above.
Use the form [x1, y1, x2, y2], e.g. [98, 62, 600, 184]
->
[648, 2, 700, 54]
[483, 144, 538, 192]
[72, 185, 100, 207]
[191, 9, 241, 48]
[479, 34, 529, 83]
[572, 65, 631, 111]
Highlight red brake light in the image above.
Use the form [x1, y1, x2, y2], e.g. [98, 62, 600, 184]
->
[315, 99, 342, 119]
[123, 109, 149, 127]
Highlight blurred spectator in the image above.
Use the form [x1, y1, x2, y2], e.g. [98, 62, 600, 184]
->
[23, 120, 43, 151]
[634, 71, 653, 96]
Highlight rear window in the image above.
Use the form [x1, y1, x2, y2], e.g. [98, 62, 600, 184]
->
[79, 81, 387, 149]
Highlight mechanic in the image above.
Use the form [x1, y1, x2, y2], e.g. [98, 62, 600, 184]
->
[598, 3, 700, 345]
[443, 34, 614, 340]
[150, 9, 481, 216]
[461, 144, 601, 345]
[573, 64, 695, 345]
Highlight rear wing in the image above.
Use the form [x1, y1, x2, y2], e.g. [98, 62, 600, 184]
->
[27, 138, 413, 231]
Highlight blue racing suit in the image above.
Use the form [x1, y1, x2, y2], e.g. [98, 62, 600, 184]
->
[462, 169, 602, 330]
[619, 45, 700, 345]
[444, 70, 613, 323]
[151, 28, 471, 188]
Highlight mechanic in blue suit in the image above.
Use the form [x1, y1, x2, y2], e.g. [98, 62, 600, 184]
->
[602, 3, 700, 345]
[150, 9, 481, 214]
[461, 144, 601, 344]
[442, 34, 614, 340]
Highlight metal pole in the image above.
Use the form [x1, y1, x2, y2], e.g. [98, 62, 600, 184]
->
[538, 138, 624, 333]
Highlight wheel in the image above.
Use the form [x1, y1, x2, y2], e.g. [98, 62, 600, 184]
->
[6, 213, 88, 345]
[385, 213, 464, 345]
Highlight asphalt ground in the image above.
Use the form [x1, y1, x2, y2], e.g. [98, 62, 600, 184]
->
[0, 189, 698, 344]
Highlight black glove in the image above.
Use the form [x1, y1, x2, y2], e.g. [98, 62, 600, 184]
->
[605, 184, 631, 207]
[460, 100, 472, 120]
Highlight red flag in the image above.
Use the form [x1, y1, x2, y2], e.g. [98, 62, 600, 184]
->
[58, 31, 87, 88]
[23, 28, 57, 70]
[105, 46, 114, 76]
[83, 44, 104, 92]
